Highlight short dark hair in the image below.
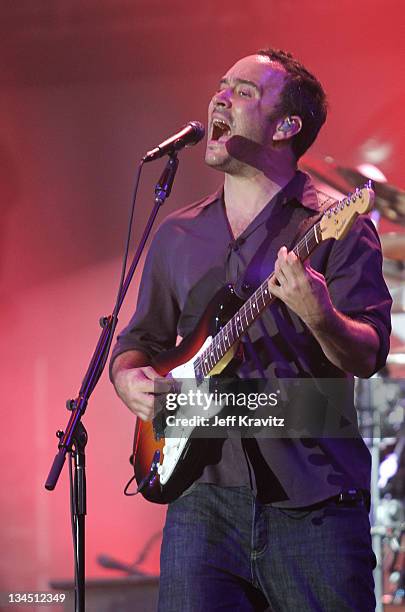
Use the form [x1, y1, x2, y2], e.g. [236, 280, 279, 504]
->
[257, 48, 327, 159]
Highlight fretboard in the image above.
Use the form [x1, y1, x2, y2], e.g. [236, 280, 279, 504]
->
[194, 219, 323, 380]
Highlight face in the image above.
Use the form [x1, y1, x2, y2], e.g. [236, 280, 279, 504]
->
[205, 54, 288, 174]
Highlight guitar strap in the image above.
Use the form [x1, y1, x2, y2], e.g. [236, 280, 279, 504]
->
[239, 190, 336, 299]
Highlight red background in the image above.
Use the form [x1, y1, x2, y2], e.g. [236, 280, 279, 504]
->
[0, 0, 404, 596]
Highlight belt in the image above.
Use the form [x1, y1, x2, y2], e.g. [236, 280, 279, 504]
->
[334, 489, 370, 505]
[326, 488, 370, 512]
[300, 489, 370, 512]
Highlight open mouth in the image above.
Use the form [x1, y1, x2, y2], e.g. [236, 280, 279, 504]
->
[211, 118, 232, 141]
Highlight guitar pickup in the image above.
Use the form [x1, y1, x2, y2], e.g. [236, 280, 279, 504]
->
[152, 411, 165, 441]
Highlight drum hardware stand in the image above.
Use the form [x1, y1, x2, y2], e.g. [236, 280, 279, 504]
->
[386, 523, 405, 604]
[357, 377, 384, 612]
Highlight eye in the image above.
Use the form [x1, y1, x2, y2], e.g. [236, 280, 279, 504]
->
[237, 87, 252, 98]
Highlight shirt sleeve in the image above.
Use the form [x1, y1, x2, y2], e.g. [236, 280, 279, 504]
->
[324, 215, 392, 374]
[109, 221, 180, 369]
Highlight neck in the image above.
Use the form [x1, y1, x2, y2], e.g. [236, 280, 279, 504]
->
[224, 163, 297, 215]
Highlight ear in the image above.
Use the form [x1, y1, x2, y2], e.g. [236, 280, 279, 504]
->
[273, 115, 303, 142]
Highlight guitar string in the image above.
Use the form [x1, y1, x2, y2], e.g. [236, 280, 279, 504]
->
[195, 221, 323, 377]
[194, 189, 365, 377]
[195, 221, 322, 377]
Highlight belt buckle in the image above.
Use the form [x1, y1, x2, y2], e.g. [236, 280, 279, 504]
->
[337, 489, 361, 504]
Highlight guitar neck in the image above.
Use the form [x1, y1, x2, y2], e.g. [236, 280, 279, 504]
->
[196, 220, 323, 378]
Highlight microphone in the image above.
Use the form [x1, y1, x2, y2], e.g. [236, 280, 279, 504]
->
[143, 121, 205, 163]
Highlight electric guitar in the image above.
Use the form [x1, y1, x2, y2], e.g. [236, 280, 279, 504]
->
[131, 185, 374, 504]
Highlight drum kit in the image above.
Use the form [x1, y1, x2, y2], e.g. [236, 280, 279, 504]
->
[303, 156, 405, 607]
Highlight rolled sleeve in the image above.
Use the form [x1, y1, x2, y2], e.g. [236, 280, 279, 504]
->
[325, 215, 392, 373]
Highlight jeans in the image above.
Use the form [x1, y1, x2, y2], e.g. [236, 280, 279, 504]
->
[158, 484, 376, 611]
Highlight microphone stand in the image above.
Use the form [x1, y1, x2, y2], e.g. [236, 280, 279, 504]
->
[45, 153, 179, 612]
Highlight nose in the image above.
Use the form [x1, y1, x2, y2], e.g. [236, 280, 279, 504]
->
[212, 87, 232, 109]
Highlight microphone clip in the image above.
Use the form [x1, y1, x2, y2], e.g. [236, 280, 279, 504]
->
[154, 153, 179, 205]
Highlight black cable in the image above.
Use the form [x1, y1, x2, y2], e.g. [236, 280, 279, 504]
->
[66, 160, 145, 604]
[80, 158, 145, 399]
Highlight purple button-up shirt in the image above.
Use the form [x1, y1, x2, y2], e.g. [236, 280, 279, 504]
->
[111, 171, 392, 506]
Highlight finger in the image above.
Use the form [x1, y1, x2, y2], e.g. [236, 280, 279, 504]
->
[268, 275, 283, 298]
[283, 251, 303, 276]
[143, 368, 176, 395]
[128, 374, 156, 394]
[123, 398, 151, 420]
[274, 252, 289, 285]
[130, 368, 171, 394]
[128, 392, 156, 420]
[283, 255, 311, 289]
[142, 365, 162, 381]
[277, 246, 288, 259]
[130, 405, 155, 421]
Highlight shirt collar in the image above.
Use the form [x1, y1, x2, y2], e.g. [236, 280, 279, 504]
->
[279, 170, 322, 211]
[198, 170, 323, 213]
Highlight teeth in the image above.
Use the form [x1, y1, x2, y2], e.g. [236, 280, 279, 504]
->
[212, 119, 231, 141]
[213, 119, 229, 127]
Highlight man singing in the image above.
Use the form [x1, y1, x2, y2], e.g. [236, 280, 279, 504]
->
[111, 49, 391, 610]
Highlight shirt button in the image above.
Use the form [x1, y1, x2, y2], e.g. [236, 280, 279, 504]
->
[229, 237, 245, 252]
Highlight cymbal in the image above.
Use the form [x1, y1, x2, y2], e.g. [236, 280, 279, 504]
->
[301, 157, 405, 225]
[386, 337, 405, 365]
[381, 233, 405, 261]
[391, 304, 405, 314]
[387, 349, 405, 365]
[337, 167, 405, 224]
[301, 156, 350, 195]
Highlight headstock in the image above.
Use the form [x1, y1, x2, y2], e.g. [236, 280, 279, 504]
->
[320, 184, 375, 242]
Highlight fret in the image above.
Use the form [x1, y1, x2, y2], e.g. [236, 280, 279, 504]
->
[203, 210, 335, 374]
[213, 344, 218, 365]
[213, 340, 220, 363]
[225, 322, 232, 348]
[229, 318, 235, 342]
[248, 295, 255, 325]
[216, 333, 222, 359]
[239, 312, 244, 334]
[247, 301, 252, 319]
[202, 352, 207, 374]
[236, 313, 241, 335]
[252, 293, 258, 314]
[220, 328, 227, 353]
[247, 300, 254, 327]
[226, 325, 233, 347]
[258, 286, 265, 309]
[240, 306, 246, 330]
[221, 329, 228, 351]
[204, 355, 210, 375]
[244, 301, 252, 326]
[209, 348, 214, 371]
[314, 222, 320, 244]
[214, 337, 220, 361]
[218, 337, 223, 359]
[243, 303, 250, 328]
[219, 336, 225, 359]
